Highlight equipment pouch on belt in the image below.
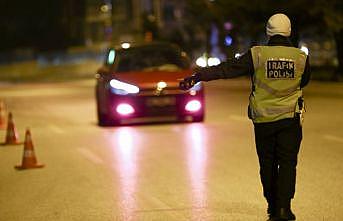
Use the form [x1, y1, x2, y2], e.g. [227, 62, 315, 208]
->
[296, 97, 306, 126]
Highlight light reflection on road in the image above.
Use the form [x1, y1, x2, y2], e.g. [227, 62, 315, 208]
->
[109, 127, 138, 221]
[107, 123, 209, 220]
[185, 123, 208, 219]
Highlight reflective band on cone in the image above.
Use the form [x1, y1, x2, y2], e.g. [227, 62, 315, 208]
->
[24, 150, 34, 158]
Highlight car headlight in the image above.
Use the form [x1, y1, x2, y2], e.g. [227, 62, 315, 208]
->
[109, 79, 140, 95]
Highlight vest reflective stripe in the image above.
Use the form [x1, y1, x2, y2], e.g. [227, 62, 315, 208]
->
[250, 46, 307, 123]
[254, 78, 299, 97]
[255, 106, 295, 116]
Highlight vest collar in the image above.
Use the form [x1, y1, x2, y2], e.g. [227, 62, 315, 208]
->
[267, 35, 293, 47]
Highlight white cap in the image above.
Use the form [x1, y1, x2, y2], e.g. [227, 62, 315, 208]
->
[266, 13, 291, 37]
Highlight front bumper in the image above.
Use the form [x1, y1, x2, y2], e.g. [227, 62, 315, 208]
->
[106, 91, 205, 124]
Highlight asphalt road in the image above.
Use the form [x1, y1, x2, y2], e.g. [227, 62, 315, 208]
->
[0, 78, 342, 221]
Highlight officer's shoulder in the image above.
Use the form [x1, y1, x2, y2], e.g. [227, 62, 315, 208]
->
[250, 46, 263, 53]
[251, 45, 263, 50]
[288, 47, 307, 56]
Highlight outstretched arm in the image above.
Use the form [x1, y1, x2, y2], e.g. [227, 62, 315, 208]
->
[179, 51, 254, 90]
[196, 51, 254, 81]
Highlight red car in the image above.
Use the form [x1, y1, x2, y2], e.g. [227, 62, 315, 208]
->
[95, 42, 205, 126]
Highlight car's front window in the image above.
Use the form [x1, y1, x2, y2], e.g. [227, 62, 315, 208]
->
[115, 47, 189, 72]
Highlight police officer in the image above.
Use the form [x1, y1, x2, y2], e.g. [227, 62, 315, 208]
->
[179, 13, 310, 221]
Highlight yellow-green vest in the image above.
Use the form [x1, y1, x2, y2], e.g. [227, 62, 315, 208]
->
[249, 46, 307, 123]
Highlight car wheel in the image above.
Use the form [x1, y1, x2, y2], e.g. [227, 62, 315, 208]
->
[97, 112, 109, 126]
[96, 87, 112, 126]
[96, 100, 112, 126]
[97, 110, 122, 126]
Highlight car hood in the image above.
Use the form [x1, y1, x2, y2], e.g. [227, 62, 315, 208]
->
[112, 70, 193, 89]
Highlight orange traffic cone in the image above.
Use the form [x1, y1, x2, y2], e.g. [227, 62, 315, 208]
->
[2, 112, 22, 145]
[15, 129, 44, 170]
[0, 101, 6, 129]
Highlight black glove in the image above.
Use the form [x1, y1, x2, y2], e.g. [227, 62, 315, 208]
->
[179, 74, 200, 90]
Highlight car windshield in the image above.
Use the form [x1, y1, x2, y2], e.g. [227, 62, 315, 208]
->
[115, 46, 189, 72]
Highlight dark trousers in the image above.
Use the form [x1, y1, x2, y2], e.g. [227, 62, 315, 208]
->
[254, 117, 302, 208]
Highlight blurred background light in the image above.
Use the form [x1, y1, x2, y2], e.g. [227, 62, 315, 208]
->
[207, 57, 221, 66]
[108, 49, 116, 64]
[196, 57, 207, 67]
[196, 56, 221, 67]
[121, 42, 131, 49]
[100, 4, 109, 13]
[224, 35, 233, 46]
[224, 21, 233, 31]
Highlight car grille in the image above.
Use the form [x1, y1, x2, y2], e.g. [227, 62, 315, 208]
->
[143, 96, 178, 116]
[144, 105, 177, 116]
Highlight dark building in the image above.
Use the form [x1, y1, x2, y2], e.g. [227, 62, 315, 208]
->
[85, 0, 193, 47]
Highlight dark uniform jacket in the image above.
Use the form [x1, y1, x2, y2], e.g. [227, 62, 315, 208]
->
[195, 35, 311, 89]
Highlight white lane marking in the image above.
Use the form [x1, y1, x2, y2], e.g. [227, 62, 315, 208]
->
[229, 114, 248, 122]
[323, 134, 343, 143]
[49, 125, 65, 134]
[77, 148, 104, 165]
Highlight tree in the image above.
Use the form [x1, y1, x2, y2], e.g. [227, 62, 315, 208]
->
[312, 0, 343, 77]
[184, 0, 218, 54]
[0, 0, 85, 51]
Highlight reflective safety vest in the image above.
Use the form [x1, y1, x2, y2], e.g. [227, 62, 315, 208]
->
[249, 46, 307, 123]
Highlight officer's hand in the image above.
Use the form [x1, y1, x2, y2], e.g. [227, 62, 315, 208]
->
[179, 74, 200, 90]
